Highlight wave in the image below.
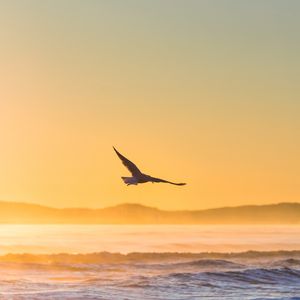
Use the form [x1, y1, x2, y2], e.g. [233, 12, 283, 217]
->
[171, 259, 243, 268]
[1, 250, 300, 264]
[272, 258, 300, 267]
[111, 267, 300, 291]
[164, 267, 300, 285]
[0, 254, 300, 300]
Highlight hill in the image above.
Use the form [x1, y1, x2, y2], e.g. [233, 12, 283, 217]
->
[0, 201, 299, 224]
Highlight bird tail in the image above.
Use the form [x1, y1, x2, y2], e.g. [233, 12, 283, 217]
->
[121, 177, 138, 185]
[161, 179, 186, 186]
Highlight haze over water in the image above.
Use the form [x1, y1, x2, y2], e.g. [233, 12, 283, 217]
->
[0, 225, 300, 254]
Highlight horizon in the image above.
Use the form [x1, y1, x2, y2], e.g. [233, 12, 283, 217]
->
[1, 199, 299, 211]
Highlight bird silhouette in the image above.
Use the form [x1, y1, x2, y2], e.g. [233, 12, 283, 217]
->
[113, 147, 186, 186]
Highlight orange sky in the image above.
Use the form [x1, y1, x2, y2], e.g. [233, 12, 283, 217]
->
[0, 1, 299, 210]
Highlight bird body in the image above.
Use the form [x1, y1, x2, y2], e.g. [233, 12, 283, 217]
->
[121, 176, 139, 185]
[113, 147, 186, 186]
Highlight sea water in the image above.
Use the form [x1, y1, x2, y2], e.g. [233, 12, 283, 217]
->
[0, 225, 299, 299]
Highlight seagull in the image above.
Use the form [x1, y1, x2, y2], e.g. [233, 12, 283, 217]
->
[113, 147, 186, 186]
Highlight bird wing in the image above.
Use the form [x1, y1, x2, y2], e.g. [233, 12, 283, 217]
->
[113, 147, 142, 177]
[148, 176, 186, 186]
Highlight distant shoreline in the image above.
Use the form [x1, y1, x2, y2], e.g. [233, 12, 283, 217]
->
[0, 201, 299, 224]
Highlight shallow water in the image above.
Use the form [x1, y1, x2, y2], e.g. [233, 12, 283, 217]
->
[0, 225, 299, 299]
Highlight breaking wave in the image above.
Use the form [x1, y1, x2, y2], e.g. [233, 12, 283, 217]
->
[1, 250, 300, 264]
[0, 250, 300, 300]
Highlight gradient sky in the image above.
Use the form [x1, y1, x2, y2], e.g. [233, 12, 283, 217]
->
[0, 0, 299, 210]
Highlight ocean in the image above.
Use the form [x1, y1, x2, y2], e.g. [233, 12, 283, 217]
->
[0, 225, 299, 299]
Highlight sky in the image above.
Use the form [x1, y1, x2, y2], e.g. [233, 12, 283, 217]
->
[0, 0, 299, 210]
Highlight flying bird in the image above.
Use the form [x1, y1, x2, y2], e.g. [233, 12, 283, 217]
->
[113, 147, 186, 186]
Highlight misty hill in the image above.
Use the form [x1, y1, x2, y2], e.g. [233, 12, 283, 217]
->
[0, 201, 299, 224]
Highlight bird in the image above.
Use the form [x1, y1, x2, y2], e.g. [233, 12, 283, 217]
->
[113, 147, 186, 186]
